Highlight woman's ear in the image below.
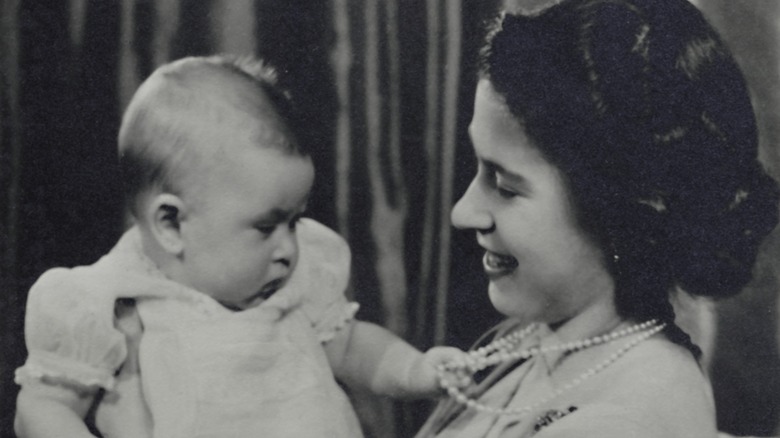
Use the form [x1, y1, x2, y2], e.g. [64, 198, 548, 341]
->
[147, 193, 187, 255]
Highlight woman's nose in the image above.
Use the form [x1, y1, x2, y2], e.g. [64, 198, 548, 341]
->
[451, 179, 494, 232]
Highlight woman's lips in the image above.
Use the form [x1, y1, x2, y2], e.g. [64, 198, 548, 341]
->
[483, 250, 519, 275]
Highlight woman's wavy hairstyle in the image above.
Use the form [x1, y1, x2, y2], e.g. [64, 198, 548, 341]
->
[479, 0, 779, 353]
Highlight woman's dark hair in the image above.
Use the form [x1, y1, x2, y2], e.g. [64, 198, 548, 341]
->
[479, 0, 779, 354]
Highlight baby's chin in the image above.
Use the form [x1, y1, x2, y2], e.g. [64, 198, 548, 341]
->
[244, 277, 288, 309]
[259, 277, 286, 299]
[215, 275, 291, 311]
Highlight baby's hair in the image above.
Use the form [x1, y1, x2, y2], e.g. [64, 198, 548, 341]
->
[118, 54, 303, 219]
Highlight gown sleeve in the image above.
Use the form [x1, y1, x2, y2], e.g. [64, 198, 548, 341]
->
[14, 267, 128, 393]
[291, 218, 360, 343]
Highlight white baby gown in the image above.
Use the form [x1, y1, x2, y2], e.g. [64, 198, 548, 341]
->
[16, 218, 364, 438]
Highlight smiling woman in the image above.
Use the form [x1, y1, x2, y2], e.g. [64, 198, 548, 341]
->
[416, 0, 780, 437]
[458, 80, 614, 324]
[453, 81, 613, 324]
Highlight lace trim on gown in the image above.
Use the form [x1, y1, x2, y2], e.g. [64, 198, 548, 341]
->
[316, 302, 360, 343]
[15, 350, 116, 392]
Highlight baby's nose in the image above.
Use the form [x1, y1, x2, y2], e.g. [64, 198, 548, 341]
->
[273, 228, 298, 266]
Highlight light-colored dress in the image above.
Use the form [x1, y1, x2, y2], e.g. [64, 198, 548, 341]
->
[417, 323, 717, 438]
[15, 218, 364, 438]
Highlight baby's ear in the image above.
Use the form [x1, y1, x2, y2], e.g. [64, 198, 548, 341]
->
[148, 193, 186, 255]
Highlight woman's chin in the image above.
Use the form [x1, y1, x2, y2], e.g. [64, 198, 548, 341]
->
[488, 281, 529, 319]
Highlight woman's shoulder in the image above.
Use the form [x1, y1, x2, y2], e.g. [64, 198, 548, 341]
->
[619, 335, 711, 391]
[574, 335, 716, 437]
[533, 336, 715, 437]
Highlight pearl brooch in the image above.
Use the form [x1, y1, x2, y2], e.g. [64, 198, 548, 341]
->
[437, 320, 666, 416]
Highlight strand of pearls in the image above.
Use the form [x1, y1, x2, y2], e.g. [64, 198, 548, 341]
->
[438, 320, 666, 416]
[460, 319, 659, 373]
[470, 323, 540, 361]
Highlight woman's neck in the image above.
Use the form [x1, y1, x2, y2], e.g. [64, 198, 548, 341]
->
[548, 300, 625, 344]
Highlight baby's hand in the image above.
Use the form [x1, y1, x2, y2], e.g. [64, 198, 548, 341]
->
[408, 346, 471, 396]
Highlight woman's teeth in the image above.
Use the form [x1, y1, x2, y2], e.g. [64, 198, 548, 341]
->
[483, 251, 519, 273]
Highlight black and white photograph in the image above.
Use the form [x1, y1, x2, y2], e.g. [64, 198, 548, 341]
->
[2, 1, 780, 437]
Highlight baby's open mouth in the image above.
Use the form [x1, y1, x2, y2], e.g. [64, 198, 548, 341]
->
[483, 250, 519, 274]
[259, 278, 284, 300]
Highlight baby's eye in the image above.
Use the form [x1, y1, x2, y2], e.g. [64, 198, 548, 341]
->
[256, 224, 277, 236]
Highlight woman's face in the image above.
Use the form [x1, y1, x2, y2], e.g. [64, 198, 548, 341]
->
[451, 80, 616, 326]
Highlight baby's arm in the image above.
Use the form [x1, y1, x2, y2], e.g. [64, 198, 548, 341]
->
[294, 220, 465, 397]
[15, 383, 97, 438]
[14, 305, 146, 438]
[325, 320, 465, 398]
[15, 291, 151, 438]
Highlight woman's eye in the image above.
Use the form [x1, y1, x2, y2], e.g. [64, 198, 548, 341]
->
[494, 175, 520, 199]
[497, 186, 518, 199]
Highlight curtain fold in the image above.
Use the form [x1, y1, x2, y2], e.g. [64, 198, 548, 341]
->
[1, 0, 22, 281]
[331, 0, 352, 238]
[0, 2, 22, 433]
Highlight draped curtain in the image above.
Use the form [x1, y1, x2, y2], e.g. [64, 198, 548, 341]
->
[0, 1, 778, 437]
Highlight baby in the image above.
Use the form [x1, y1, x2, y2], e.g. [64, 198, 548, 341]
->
[14, 55, 462, 438]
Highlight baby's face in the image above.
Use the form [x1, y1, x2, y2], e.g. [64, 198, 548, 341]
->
[175, 140, 314, 310]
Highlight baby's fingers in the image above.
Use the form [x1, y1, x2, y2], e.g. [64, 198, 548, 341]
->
[427, 346, 469, 367]
[427, 347, 472, 389]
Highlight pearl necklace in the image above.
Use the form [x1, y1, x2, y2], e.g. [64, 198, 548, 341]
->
[438, 320, 665, 416]
[459, 319, 659, 373]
